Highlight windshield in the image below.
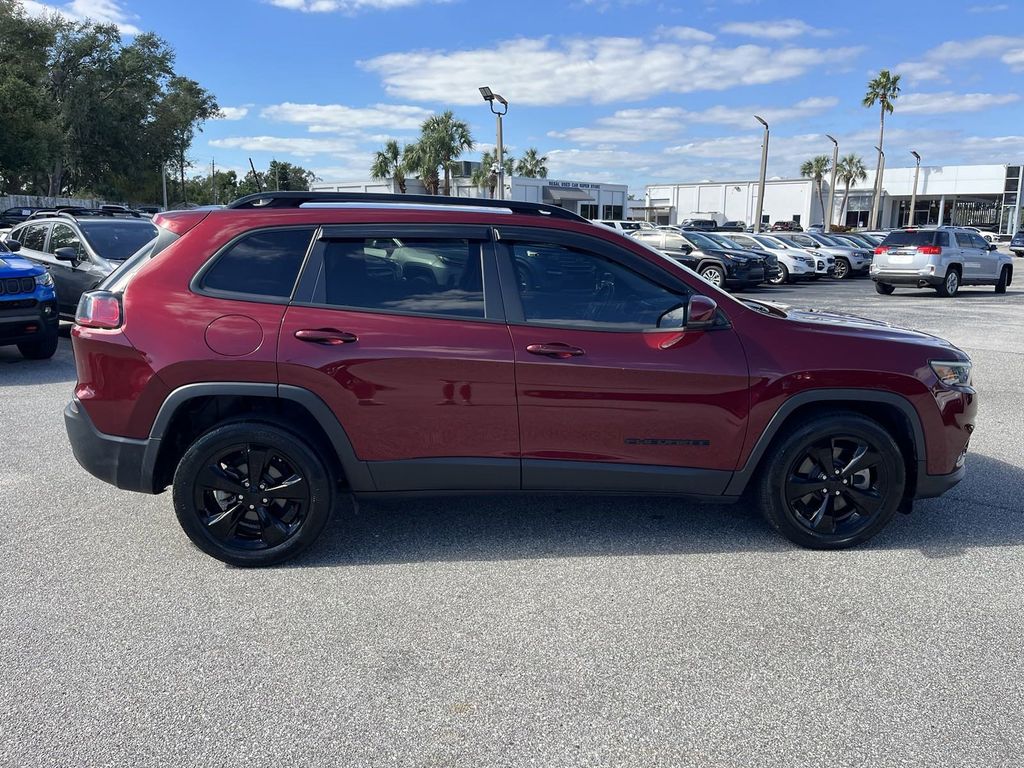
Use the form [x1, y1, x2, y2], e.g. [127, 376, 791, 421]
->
[80, 220, 158, 261]
[706, 233, 743, 249]
[98, 239, 157, 291]
[682, 231, 718, 250]
[811, 233, 844, 246]
[754, 235, 786, 249]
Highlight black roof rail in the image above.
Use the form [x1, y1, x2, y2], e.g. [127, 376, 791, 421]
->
[225, 191, 589, 222]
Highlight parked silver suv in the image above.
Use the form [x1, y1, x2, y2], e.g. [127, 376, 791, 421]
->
[871, 227, 1013, 297]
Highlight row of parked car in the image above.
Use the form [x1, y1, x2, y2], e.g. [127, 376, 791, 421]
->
[0, 210, 157, 359]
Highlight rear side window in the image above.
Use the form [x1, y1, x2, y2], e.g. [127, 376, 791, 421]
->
[201, 228, 315, 299]
[19, 223, 48, 251]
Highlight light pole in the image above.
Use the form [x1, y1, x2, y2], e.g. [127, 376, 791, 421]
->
[873, 145, 886, 228]
[479, 86, 508, 200]
[909, 150, 921, 227]
[753, 115, 769, 233]
[825, 134, 838, 233]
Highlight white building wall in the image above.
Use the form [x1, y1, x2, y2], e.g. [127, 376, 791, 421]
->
[646, 178, 823, 227]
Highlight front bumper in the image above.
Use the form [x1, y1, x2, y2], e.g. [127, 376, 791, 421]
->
[915, 465, 965, 499]
[0, 298, 59, 345]
[64, 398, 158, 494]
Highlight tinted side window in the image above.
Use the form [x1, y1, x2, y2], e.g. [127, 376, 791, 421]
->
[321, 238, 484, 319]
[510, 242, 689, 330]
[201, 228, 315, 298]
[937, 232, 950, 248]
[20, 223, 48, 251]
[971, 234, 988, 249]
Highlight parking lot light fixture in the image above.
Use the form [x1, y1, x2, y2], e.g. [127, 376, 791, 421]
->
[480, 86, 509, 200]
[909, 150, 921, 227]
[754, 115, 769, 233]
[825, 135, 839, 233]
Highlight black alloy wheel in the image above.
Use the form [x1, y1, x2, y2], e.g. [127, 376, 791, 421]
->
[757, 413, 904, 549]
[173, 422, 334, 566]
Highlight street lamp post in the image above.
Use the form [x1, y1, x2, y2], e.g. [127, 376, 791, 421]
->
[909, 150, 921, 227]
[873, 146, 886, 228]
[479, 86, 509, 201]
[825, 134, 838, 233]
[753, 115, 769, 233]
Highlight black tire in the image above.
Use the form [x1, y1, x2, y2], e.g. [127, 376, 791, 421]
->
[699, 264, 726, 288]
[995, 266, 1009, 294]
[874, 281, 895, 295]
[834, 257, 850, 280]
[756, 412, 905, 549]
[172, 422, 335, 566]
[768, 264, 789, 285]
[809, 274, 820, 281]
[935, 267, 960, 297]
[17, 330, 59, 360]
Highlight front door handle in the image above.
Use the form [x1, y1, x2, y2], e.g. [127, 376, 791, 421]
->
[526, 342, 585, 359]
[294, 328, 358, 345]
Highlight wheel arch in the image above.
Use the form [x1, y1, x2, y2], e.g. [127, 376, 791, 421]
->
[726, 389, 926, 499]
[145, 382, 374, 494]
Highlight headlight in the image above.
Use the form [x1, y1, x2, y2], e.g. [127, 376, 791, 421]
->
[34, 271, 54, 288]
[930, 360, 972, 388]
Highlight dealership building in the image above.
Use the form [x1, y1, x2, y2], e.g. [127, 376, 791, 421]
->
[644, 162, 1023, 235]
[313, 163, 629, 220]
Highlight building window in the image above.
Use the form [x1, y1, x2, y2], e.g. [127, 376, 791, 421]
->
[579, 204, 598, 219]
[601, 205, 623, 219]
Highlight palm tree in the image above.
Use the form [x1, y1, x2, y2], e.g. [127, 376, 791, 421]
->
[800, 155, 832, 225]
[402, 139, 442, 195]
[863, 69, 901, 226]
[515, 148, 548, 178]
[420, 110, 474, 195]
[370, 139, 407, 193]
[471, 150, 515, 198]
[835, 154, 868, 225]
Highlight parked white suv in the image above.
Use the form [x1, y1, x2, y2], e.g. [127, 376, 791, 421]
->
[728, 233, 817, 284]
[872, 227, 1013, 297]
[594, 220, 655, 234]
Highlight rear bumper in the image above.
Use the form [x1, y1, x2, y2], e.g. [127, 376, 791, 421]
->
[915, 465, 965, 499]
[64, 398, 158, 494]
[872, 272, 943, 287]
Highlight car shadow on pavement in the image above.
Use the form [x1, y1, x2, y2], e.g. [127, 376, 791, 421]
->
[291, 452, 1024, 568]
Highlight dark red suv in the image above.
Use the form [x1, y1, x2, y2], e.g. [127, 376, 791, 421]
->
[65, 193, 976, 566]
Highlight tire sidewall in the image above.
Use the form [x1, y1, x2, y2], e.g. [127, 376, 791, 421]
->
[701, 265, 725, 286]
[172, 421, 334, 566]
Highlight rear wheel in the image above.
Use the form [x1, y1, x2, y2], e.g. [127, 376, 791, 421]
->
[995, 266, 1009, 294]
[699, 264, 725, 288]
[757, 413, 905, 549]
[834, 257, 850, 280]
[768, 264, 789, 285]
[935, 268, 960, 297]
[172, 422, 334, 566]
[17, 329, 58, 360]
[874, 281, 895, 295]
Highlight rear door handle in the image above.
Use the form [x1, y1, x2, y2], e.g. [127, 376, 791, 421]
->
[294, 328, 358, 345]
[526, 342, 585, 359]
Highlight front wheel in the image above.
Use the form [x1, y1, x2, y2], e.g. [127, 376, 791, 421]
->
[995, 266, 1009, 294]
[768, 264, 789, 285]
[834, 257, 850, 280]
[874, 281, 895, 295]
[172, 422, 335, 566]
[757, 413, 905, 549]
[700, 264, 725, 288]
[18, 330, 59, 360]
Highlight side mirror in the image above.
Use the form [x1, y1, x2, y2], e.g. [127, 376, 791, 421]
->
[988, 243, 998, 251]
[54, 246, 79, 263]
[680, 244, 693, 255]
[686, 295, 719, 329]
[5, 239, 21, 252]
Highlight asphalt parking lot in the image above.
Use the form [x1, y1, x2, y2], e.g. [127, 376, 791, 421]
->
[2, 271, 1023, 767]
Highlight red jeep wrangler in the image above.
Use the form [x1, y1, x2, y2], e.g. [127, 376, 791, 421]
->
[65, 193, 976, 566]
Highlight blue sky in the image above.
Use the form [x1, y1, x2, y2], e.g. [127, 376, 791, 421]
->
[22, 0, 1024, 191]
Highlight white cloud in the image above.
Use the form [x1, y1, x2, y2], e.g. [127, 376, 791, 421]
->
[268, 0, 443, 12]
[21, 0, 140, 34]
[656, 25, 716, 43]
[898, 92, 1020, 114]
[896, 35, 1024, 81]
[360, 36, 862, 106]
[215, 106, 251, 121]
[719, 19, 830, 39]
[260, 102, 433, 133]
[550, 97, 838, 145]
[209, 136, 359, 157]
[968, 3, 1009, 11]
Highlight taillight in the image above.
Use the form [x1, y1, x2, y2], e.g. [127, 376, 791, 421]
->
[76, 290, 122, 329]
[874, 246, 889, 254]
[917, 245, 942, 255]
